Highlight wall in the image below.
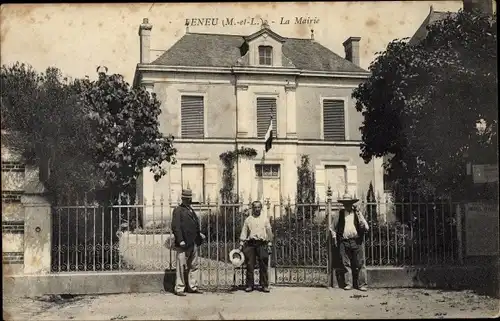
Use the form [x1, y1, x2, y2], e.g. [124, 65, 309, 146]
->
[152, 72, 236, 138]
[137, 70, 384, 223]
[2, 137, 52, 277]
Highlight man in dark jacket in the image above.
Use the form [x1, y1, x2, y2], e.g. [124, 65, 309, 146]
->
[329, 193, 369, 291]
[171, 189, 205, 296]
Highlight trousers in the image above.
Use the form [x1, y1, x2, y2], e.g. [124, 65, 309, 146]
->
[175, 245, 200, 293]
[339, 238, 368, 288]
[243, 239, 269, 288]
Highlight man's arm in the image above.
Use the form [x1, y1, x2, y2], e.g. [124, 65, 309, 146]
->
[354, 206, 370, 231]
[171, 208, 184, 244]
[239, 217, 249, 243]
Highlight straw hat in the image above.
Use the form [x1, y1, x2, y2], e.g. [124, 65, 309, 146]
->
[229, 249, 245, 267]
[181, 189, 192, 198]
[337, 192, 359, 205]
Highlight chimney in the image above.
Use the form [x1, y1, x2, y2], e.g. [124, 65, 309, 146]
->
[463, 0, 494, 15]
[343, 37, 361, 66]
[310, 28, 315, 41]
[139, 18, 153, 64]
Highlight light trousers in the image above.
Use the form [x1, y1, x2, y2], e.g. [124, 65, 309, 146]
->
[175, 245, 200, 293]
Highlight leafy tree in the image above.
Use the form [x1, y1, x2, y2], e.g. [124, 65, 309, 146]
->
[1, 63, 177, 204]
[352, 9, 497, 198]
[80, 69, 177, 202]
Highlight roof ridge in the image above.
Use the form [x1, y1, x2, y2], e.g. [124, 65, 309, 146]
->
[187, 32, 244, 38]
[187, 31, 311, 41]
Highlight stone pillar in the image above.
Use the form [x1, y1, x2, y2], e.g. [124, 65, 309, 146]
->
[21, 165, 52, 275]
[139, 18, 153, 64]
[236, 84, 249, 138]
[285, 84, 297, 139]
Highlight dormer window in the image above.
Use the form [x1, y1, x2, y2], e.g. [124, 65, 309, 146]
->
[258, 46, 273, 65]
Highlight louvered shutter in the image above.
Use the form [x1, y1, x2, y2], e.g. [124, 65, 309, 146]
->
[181, 96, 204, 138]
[323, 100, 345, 141]
[256, 98, 277, 138]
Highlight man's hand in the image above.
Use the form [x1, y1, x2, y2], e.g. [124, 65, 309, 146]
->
[179, 241, 186, 247]
[267, 242, 272, 254]
[329, 228, 337, 247]
[200, 233, 206, 240]
[239, 241, 244, 250]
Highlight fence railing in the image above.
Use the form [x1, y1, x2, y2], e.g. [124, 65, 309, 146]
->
[50, 194, 464, 278]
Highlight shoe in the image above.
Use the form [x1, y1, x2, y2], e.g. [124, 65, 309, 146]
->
[261, 287, 270, 293]
[245, 287, 253, 292]
[343, 285, 353, 291]
[358, 286, 368, 292]
[186, 289, 203, 294]
[174, 292, 186, 296]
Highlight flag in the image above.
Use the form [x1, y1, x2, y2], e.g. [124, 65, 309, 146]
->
[264, 118, 273, 153]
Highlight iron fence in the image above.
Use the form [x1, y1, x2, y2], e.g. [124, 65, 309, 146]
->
[50, 192, 464, 288]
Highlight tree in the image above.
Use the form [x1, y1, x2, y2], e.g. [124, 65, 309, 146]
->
[296, 154, 316, 204]
[352, 10, 497, 198]
[80, 68, 177, 202]
[1, 63, 177, 204]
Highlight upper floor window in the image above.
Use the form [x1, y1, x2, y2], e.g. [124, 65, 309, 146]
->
[323, 99, 346, 141]
[258, 46, 273, 66]
[256, 97, 277, 138]
[181, 95, 204, 138]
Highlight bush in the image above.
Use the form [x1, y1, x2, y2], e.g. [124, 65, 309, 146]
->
[272, 212, 328, 267]
[199, 205, 246, 243]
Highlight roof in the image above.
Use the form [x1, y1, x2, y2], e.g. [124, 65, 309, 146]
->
[409, 6, 457, 45]
[150, 31, 367, 73]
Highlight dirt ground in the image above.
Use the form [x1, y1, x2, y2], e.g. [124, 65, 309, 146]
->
[3, 287, 499, 320]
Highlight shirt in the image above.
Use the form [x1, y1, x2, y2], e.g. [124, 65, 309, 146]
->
[239, 214, 273, 242]
[343, 212, 358, 239]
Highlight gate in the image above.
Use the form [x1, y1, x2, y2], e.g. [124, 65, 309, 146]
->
[50, 189, 463, 290]
[50, 196, 331, 290]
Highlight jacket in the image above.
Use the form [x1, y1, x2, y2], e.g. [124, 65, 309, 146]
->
[171, 204, 202, 248]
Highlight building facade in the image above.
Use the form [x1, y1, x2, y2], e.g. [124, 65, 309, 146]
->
[133, 20, 384, 214]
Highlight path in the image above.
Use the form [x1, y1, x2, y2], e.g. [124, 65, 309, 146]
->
[3, 287, 499, 320]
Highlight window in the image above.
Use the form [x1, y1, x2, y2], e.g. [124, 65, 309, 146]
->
[181, 164, 205, 203]
[323, 99, 345, 141]
[256, 97, 277, 138]
[255, 164, 280, 178]
[259, 46, 273, 65]
[181, 95, 204, 138]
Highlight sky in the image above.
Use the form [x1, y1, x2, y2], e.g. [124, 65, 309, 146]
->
[1, 1, 463, 83]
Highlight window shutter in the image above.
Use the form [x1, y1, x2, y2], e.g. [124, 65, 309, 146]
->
[256, 98, 277, 138]
[323, 100, 345, 141]
[181, 96, 204, 138]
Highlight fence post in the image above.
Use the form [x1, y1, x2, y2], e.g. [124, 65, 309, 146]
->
[456, 203, 464, 265]
[326, 185, 333, 288]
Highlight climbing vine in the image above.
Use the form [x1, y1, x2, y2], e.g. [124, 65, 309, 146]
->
[219, 146, 257, 203]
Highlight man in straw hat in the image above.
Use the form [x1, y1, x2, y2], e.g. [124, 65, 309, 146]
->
[239, 200, 273, 293]
[171, 188, 205, 296]
[329, 192, 370, 291]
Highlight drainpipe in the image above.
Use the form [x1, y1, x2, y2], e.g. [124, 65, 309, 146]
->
[232, 67, 240, 203]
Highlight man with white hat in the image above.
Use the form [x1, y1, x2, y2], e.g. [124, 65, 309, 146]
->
[239, 200, 273, 293]
[329, 192, 370, 291]
[171, 188, 205, 296]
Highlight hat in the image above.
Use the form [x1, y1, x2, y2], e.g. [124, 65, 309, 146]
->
[337, 192, 359, 204]
[181, 189, 192, 198]
[229, 249, 245, 267]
